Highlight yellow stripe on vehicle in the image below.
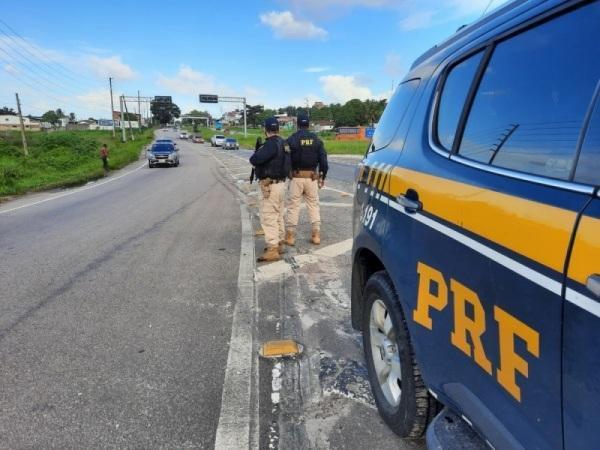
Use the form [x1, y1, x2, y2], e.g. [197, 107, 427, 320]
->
[568, 215, 600, 285]
[387, 167, 577, 275]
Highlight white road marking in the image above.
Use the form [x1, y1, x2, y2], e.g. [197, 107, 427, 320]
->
[255, 238, 353, 282]
[214, 199, 257, 449]
[0, 162, 147, 215]
[323, 185, 354, 197]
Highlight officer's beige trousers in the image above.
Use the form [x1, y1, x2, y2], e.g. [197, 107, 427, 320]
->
[286, 178, 320, 229]
[260, 181, 286, 247]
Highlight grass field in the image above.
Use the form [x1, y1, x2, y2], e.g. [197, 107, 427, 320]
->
[0, 129, 154, 198]
[186, 126, 368, 155]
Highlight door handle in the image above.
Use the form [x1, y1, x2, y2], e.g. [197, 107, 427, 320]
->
[587, 275, 600, 298]
[397, 189, 422, 214]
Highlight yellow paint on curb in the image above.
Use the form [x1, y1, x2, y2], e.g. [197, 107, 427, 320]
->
[259, 340, 303, 358]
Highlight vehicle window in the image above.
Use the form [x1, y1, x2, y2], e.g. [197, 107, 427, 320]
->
[371, 78, 420, 151]
[436, 51, 484, 151]
[574, 96, 600, 185]
[458, 2, 600, 181]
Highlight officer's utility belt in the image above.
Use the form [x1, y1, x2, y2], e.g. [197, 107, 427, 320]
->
[292, 170, 318, 180]
[259, 178, 286, 186]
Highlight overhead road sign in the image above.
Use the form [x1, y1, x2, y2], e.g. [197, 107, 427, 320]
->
[199, 94, 219, 103]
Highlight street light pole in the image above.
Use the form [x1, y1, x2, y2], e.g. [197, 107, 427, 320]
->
[243, 97, 247, 138]
[15, 93, 28, 156]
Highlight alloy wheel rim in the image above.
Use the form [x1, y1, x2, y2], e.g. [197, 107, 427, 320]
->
[369, 299, 402, 407]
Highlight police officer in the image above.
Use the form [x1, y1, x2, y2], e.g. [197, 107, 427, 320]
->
[284, 113, 328, 246]
[250, 117, 291, 262]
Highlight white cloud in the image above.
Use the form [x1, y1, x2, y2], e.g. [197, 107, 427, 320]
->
[88, 55, 136, 80]
[319, 75, 374, 103]
[304, 66, 329, 73]
[76, 89, 111, 113]
[399, 10, 435, 30]
[260, 11, 328, 40]
[156, 65, 233, 96]
[3, 63, 20, 76]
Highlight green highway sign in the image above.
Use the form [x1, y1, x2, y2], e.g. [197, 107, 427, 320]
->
[199, 94, 219, 103]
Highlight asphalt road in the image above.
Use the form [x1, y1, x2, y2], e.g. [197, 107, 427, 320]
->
[0, 134, 412, 449]
[0, 133, 242, 448]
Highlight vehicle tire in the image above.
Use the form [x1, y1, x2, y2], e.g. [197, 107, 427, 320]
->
[148, 162, 153, 168]
[362, 271, 438, 439]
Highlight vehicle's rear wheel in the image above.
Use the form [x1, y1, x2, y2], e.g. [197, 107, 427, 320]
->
[148, 162, 153, 168]
[363, 271, 438, 439]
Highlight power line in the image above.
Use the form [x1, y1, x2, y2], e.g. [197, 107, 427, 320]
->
[0, 55, 70, 105]
[481, 0, 495, 16]
[0, 47, 76, 99]
[0, 44, 84, 96]
[0, 18, 98, 88]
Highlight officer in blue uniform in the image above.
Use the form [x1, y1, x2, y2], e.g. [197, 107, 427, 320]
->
[284, 113, 329, 245]
[249, 117, 291, 262]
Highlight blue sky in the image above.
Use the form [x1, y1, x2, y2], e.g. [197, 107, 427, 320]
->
[0, 0, 505, 119]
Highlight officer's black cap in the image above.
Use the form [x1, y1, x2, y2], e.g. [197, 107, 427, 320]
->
[297, 113, 309, 127]
[264, 117, 279, 132]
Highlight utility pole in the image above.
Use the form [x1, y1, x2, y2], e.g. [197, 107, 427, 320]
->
[15, 93, 28, 156]
[109, 77, 116, 138]
[120, 95, 126, 143]
[242, 97, 247, 138]
[123, 96, 135, 141]
[137, 90, 142, 130]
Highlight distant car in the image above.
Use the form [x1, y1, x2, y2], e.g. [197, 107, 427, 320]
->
[179, 132, 189, 139]
[223, 138, 239, 150]
[211, 135, 226, 147]
[192, 135, 204, 143]
[147, 143, 179, 168]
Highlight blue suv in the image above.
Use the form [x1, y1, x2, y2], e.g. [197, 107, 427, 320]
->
[351, 1, 600, 448]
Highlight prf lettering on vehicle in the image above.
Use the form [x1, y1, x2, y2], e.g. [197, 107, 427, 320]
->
[413, 261, 540, 402]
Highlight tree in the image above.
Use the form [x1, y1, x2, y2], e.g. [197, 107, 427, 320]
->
[0, 106, 16, 116]
[55, 108, 65, 118]
[150, 100, 181, 125]
[42, 110, 59, 125]
[245, 104, 264, 127]
[68, 112, 76, 122]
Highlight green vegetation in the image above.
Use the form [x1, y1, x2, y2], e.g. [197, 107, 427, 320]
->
[187, 126, 368, 155]
[0, 129, 154, 197]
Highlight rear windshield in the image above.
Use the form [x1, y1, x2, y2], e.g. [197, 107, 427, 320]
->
[226, 139, 236, 142]
[152, 144, 174, 152]
[216, 135, 225, 139]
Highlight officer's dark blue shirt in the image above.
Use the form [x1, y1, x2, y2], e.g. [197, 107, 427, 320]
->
[250, 135, 287, 180]
[286, 129, 328, 178]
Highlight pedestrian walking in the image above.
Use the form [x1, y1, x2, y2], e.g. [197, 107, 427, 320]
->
[284, 113, 328, 246]
[100, 144, 109, 173]
[249, 117, 291, 262]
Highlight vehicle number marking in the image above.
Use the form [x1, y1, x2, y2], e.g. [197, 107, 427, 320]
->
[360, 204, 379, 230]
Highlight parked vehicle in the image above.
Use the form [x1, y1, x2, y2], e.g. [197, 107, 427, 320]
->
[210, 135, 226, 147]
[223, 138, 239, 150]
[147, 143, 179, 168]
[192, 135, 204, 143]
[179, 132, 188, 139]
[351, 1, 600, 449]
